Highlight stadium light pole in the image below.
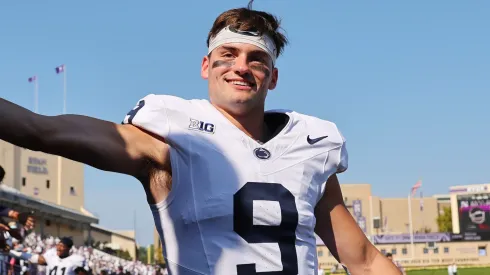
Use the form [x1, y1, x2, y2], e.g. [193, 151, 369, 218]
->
[63, 66, 67, 114]
[369, 195, 373, 240]
[28, 76, 38, 113]
[408, 193, 415, 259]
[55, 64, 66, 205]
[34, 77, 39, 113]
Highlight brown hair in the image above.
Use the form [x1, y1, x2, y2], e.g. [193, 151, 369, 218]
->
[206, 1, 288, 58]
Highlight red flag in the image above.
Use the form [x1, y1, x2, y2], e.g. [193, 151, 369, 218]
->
[411, 180, 422, 197]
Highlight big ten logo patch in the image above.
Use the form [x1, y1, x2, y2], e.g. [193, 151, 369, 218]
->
[189, 118, 215, 134]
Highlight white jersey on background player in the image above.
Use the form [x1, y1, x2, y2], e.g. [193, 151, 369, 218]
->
[123, 94, 348, 275]
[43, 248, 85, 275]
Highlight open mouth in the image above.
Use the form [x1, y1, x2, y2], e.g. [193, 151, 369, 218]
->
[226, 79, 256, 89]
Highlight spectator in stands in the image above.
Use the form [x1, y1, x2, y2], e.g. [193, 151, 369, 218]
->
[386, 253, 406, 275]
[4, 230, 157, 275]
[0, 204, 35, 257]
[0, 207, 35, 231]
[0, 165, 35, 232]
[0, 236, 8, 275]
[74, 266, 90, 275]
[0, 165, 5, 183]
[114, 265, 124, 275]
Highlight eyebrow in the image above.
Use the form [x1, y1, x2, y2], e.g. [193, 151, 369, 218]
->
[218, 45, 238, 53]
[218, 45, 270, 59]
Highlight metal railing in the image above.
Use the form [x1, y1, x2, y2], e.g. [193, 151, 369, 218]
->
[0, 255, 24, 275]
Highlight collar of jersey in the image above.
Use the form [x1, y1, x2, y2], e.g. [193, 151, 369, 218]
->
[202, 100, 296, 148]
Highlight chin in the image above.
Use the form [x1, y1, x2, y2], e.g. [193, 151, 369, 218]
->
[220, 101, 259, 117]
[230, 89, 260, 101]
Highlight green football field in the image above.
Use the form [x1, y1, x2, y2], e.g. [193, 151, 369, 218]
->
[325, 267, 489, 275]
[407, 267, 489, 275]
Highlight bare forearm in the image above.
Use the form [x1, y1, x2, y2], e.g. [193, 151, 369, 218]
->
[314, 174, 402, 275]
[0, 98, 86, 156]
[368, 253, 403, 275]
[0, 98, 46, 150]
[0, 98, 146, 175]
[348, 249, 402, 275]
[9, 250, 44, 265]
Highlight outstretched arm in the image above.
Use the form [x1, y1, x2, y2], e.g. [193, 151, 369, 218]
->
[314, 175, 402, 275]
[0, 98, 166, 177]
[0, 206, 12, 218]
[9, 250, 47, 265]
[0, 207, 35, 230]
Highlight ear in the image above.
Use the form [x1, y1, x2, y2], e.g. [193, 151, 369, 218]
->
[201, 55, 210, 79]
[268, 67, 279, 90]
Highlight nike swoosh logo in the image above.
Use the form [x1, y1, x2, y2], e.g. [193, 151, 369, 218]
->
[307, 135, 328, 145]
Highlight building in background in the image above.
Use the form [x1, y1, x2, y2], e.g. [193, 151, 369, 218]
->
[0, 140, 85, 209]
[317, 183, 490, 269]
[339, 183, 441, 236]
[86, 224, 137, 260]
[0, 140, 136, 253]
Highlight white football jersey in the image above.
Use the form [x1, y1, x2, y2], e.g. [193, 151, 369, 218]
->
[123, 94, 348, 275]
[43, 248, 85, 275]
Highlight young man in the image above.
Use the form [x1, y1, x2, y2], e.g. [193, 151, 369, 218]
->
[0, 6, 401, 275]
[9, 237, 86, 275]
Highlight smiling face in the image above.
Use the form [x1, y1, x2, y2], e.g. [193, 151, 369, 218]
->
[56, 242, 70, 258]
[201, 42, 278, 116]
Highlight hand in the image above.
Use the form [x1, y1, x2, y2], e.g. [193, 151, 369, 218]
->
[14, 212, 35, 230]
[0, 223, 9, 231]
[23, 215, 35, 230]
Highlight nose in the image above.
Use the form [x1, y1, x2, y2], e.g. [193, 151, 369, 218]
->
[232, 54, 250, 75]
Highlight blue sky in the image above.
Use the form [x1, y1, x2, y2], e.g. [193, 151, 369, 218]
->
[1, 1, 489, 246]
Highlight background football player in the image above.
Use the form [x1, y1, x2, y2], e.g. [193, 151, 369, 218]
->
[9, 237, 86, 275]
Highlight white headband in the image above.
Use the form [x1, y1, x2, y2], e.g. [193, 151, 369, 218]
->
[208, 26, 277, 64]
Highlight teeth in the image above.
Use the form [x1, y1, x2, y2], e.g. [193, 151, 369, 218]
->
[229, 81, 251, 86]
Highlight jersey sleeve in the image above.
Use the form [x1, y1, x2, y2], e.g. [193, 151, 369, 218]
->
[71, 255, 86, 267]
[42, 248, 56, 265]
[122, 94, 170, 138]
[336, 131, 348, 174]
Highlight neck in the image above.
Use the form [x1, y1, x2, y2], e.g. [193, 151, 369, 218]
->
[212, 104, 266, 142]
